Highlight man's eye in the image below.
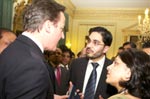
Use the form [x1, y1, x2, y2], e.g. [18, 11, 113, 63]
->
[5, 42, 10, 45]
[114, 61, 117, 65]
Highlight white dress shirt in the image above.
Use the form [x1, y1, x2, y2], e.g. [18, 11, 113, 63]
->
[82, 56, 105, 94]
[22, 32, 44, 53]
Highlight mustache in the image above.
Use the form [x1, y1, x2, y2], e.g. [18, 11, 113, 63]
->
[86, 47, 93, 54]
[86, 47, 92, 51]
[86, 47, 91, 50]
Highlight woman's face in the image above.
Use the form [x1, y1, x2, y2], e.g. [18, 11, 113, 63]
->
[106, 56, 131, 90]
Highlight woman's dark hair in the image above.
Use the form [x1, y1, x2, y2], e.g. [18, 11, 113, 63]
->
[118, 49, 150, 99]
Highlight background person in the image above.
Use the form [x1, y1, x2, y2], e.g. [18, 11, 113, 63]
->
[59, 44, 73, 70]
[111, 46, 124, 61]
[61, 48, 72, 70]
[122, 41, 136, 50]
[49, 48, 70, 95]
[0, 28, 16, 53]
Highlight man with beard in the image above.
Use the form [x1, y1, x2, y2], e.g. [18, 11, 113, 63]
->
[70, 26, 117, 99]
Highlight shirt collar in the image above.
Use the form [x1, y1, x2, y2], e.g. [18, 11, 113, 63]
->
[88, 55, 106, 66]
[22, 32, 44, 53]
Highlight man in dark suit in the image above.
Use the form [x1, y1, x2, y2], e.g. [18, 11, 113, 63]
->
[70, 26, 117, 99]
[55, 65, 70, 95]
[49, 48, 70, 95]
[0, 0, 68, 99]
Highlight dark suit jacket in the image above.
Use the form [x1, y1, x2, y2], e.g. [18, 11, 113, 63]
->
[47, 62, 56, 93]
[55, 66, 70, 95]
[0, 35, 54, 99]
[70, 57, 117, 99]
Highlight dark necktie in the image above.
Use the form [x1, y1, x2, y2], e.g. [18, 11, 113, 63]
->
[84, 62, 99, 99]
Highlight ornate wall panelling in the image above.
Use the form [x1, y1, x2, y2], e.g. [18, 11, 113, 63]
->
[69, 8, 145, 58]
[13, 0, 31, 35]
[122, 23, 141, 49]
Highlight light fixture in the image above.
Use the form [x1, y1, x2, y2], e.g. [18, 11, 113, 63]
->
[138, 8, 150, 42]
[66, 41, 71, 49]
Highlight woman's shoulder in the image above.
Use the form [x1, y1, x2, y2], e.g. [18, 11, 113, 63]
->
[108, 94, 128, 99]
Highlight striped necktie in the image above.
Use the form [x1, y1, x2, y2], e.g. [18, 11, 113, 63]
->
[84, 62, 99, 99]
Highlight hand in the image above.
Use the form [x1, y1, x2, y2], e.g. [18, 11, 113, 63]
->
[68, 81, 73, 93]
[78, 91, 84, 99]
[99, 95, 104, 99]
[54, 94, 68, 99]
[68, 81, 84, 99]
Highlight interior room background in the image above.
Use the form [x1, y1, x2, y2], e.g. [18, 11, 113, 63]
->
[0, 0, 149, 58]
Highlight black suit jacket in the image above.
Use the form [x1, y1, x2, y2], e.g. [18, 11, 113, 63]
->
[0, 35, 54, 99]
[55, 66, 70, 95]
[70, 57, 117, 99]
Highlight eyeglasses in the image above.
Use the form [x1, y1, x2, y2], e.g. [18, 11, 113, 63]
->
[86, 37, 104, 46]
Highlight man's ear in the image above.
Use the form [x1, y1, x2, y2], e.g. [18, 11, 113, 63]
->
[43, 20, 53, 33]
[103, 46, 110, 53]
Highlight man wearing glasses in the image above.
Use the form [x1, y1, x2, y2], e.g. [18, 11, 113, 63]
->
[70, 26, 117, 99]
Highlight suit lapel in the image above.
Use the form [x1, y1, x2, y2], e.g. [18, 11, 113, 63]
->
[95, 57, 112, 97]
[79, 58, 89, 91]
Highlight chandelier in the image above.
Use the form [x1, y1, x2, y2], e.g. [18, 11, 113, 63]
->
[138, 8, 150, 42]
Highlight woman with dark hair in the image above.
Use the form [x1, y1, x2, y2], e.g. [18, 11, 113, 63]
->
[106, 49, 150, 99]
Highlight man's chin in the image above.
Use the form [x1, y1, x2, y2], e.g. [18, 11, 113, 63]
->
[87, 54, 93, 58]
[87, 53, 101, 59]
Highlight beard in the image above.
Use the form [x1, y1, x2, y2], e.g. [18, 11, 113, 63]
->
[86, 49, 103, 59]
[87, 53, 102, 59]
[86, 47, 105, 59]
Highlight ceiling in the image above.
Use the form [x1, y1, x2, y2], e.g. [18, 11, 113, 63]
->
[71, 0, 150, 8]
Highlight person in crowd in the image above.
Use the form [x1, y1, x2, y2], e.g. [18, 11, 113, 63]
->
[111, 46, 124, 61]
[117, 46, 124, 54]
[122, 41, 136, 50]
[142, 40, 150, 55]
[59, 44, 72, 69]
[0, 0, 68, 99]
[49, 48, 70, 95]
[59, 44, 69, 52]
[70, 26, 117, 99]
[61, 48, 72, 70]
[106, 49, 150, 99]
[0, 28, 16, 54]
